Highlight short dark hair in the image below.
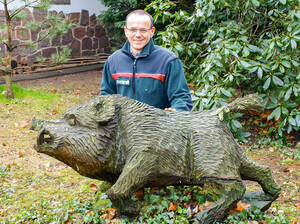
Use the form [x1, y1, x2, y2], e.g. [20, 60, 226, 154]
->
[126, 10, 154, 28]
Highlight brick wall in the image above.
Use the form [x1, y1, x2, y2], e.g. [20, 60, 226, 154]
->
[0, 8, 111, 62]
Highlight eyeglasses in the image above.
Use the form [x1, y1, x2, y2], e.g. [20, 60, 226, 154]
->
[126, 27, 152, 34]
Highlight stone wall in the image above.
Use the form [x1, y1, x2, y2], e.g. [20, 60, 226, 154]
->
[0, 8, 110, 62]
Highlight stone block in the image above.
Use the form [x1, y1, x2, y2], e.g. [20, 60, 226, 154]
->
[33, 9, 48, 22]
[42, 47, 57, 57]
[58, 11, 66, 19]
[70, 39, 81, 56]
[0, 10, 5, 24]
[21, 8, 33, 26]
[28, 51, 42, 62]
[16, 27, 30, 40]
[80, 10, 89, 26]
[69, 12, 80, 24]
[38, 38, 50, 48]
[31, 28, 40, 42]
[95, 25, 105, 38]
[52, 35, 61, 46]
[82, 37, 92, 50]
[90, 14, 97, 27]
[62, 29, 73, 45]
[73, 27, 86, 40]
[0, 43, 6, 56]
[93, 38, 99, 50]
[86, 27, 94, 37]
[82, 50, 96, 56]
[99, 36, 109, 48]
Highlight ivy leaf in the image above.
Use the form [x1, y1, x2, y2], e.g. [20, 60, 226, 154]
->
[251, 0, 260, 7]
[281, 61, 291, 68]
[257, 67, 263, 79]
[232, 119, 242, 129]
[284, 87, 292, 101]
[272, 76, 284, 86]
[280, 0, 286, 4]
[291, 39, 297, 49]
[296, 115, 300, 126]
[288, 117, 296, 126]
[281, 107, 289, 115]
[240, 60, 251, 68]
[263, 77, 271, 90]
[268, 107, 281, 121]
[220, 88, 232, 97]
[242, 47, 250, 57]
[247, 44, 260, 52]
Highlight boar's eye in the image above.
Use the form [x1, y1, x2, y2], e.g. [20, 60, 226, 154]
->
[68, 118, 76, 126]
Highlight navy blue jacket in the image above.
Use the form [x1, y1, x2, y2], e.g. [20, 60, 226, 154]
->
[100, 39, 192, 111]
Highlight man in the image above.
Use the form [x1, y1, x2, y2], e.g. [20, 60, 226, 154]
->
[100, 10, 192, 111]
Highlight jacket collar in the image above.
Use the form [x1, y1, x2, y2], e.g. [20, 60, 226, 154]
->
[121, 38, 155, 58]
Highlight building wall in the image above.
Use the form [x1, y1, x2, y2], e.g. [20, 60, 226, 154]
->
[0, 0, 107, 15]
[0, 1, 110, 62]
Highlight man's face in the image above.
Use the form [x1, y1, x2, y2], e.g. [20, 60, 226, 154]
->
[124, 14, 155, 56]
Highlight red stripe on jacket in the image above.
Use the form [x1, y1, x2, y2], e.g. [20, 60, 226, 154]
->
[112, 73, 165, 82]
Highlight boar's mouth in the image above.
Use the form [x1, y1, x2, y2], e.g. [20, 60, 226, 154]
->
[36, 129, 55, 149]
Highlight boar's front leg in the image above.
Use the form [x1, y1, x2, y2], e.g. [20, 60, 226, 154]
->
[106, 150, 158, 214]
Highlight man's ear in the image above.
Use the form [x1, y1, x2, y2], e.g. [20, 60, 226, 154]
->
[94, 96, 115, 123]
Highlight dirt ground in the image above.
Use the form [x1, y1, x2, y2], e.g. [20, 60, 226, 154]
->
[1, 70, 299, 222]
[18, 69, 102, 89]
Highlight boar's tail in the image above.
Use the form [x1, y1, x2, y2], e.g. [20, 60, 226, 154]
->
[210, 94, 264, 121]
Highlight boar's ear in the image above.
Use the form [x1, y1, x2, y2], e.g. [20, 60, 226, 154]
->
[93, 97, 115, 123]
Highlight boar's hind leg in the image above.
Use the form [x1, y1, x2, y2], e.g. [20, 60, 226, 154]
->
[194, 180, 245, 224]
[240, 160, 281, 199]
[106, 151, 158, 214]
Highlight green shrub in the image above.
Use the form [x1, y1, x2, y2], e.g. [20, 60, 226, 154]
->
[145, 0, 300, 140]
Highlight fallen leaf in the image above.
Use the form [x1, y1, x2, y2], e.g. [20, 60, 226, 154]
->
[229, 201, 250, 214]
[283, 167, 290, 173]
[18, 151, 24, 158]
[51, 89, 57, 94]
[253, 119, 259, 125]
[89, 183, 98, 191]
[134, 188, 144, 200]
[102, 208, 116, 220]
[204, 201, 214, 207]
[56, 70, 63, 73]
[73, 89, 81, 95]
[168, 202, 177, 212]
[19, 120, 30, 128]
[2, 143, 6, 146]
[51, 109, 58, 115]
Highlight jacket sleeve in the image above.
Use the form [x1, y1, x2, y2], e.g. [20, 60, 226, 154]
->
[165, 59, 193, 111]
[100, 60, 117, 95]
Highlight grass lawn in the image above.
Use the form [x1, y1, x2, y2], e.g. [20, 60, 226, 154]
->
[0, 70, 299, 223]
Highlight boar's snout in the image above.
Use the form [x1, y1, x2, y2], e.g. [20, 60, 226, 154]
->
[30, 117, 56, 151]
[30, 117, 45, 131]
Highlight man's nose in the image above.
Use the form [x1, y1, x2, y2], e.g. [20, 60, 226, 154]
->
[135, 30, 142, 36]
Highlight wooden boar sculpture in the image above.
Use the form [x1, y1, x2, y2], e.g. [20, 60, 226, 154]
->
[30, 94, 281, 223]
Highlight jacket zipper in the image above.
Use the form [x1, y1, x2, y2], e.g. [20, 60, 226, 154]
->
[132, 58, 137, 99]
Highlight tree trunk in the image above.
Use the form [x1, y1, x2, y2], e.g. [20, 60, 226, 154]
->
[5, 72, 14, 99]
[4, 0, 14, 99]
